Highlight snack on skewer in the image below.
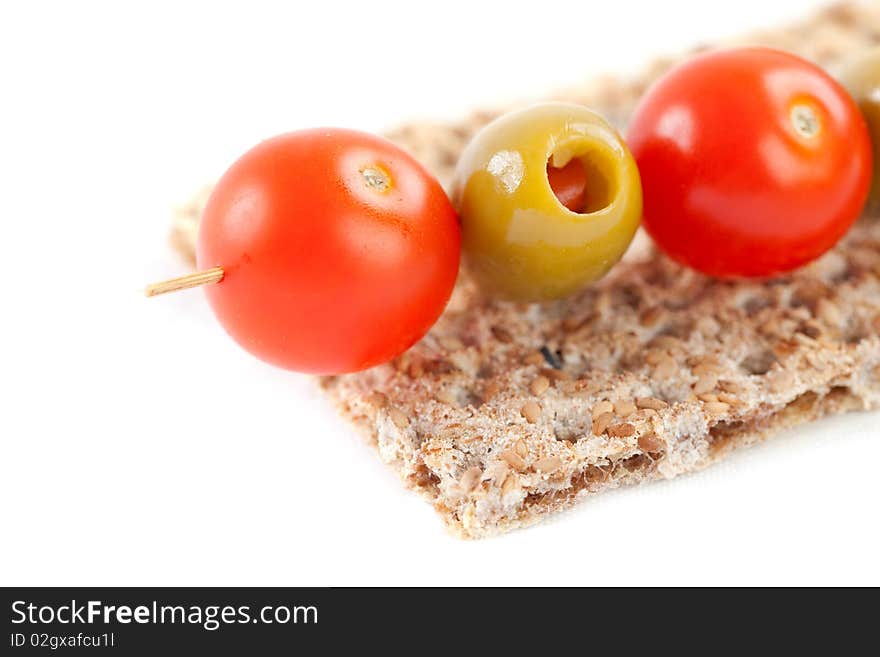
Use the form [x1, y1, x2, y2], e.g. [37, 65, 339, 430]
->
[153, 2, 880, 537]
[150, 129, 460, 374]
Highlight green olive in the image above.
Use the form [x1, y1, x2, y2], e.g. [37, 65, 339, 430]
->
[451, 102, 642, 301]
[839, 46, 880, 201]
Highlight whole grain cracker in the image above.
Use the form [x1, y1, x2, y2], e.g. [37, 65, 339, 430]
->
[170, 2, 880, 538]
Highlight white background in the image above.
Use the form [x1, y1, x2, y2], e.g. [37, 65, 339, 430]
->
[1, 0, 877, 586]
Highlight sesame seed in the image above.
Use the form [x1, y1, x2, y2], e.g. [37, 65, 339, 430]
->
[719, 380, 745, 394]
[440, 336, 465, 351]
[607, 422, 636, 438]
[696, 316, 721, 337]
[652, 335, 682, 351]
[692, 354, 722, 366]
[530, 375, 550, 396]
[716, 392, 741, 405]
[816, 298, 841, 326]
[408, 360, 424, 378]
[424, 358, 455, 375]
[636, 396, 668, 410]
[644, 350, 667, 366]
[693, 372, 719, 395]
[558, 380, 578, 394]
[524, 351, 546, 366]
[698, 393, 719, 403]
[459, 466, 482, 492]
[500, 450, 527, 471]
[584, 465, 608, 484]
[759, 319, 781, 337]
[798, 321, 823, 339]
[592, 411, 614, 436]
[653, 356, 676, 380]
[501, 474, 518, 495]
[514, 439, 529, 458]
[521, 401, 542, 423]
[770, 370, 795, 393]
[366, 391, 388, 408]
[491, 326, 513, 343]
[388, 407, 410, 429]
[482, 381, 500, 402]
[591, 400, 614, 418]
[639, 306, 665, 327]
[622, 453, 652, 472]
[614, 399, 637, 417]
[394, 354, 411, 372]
[692, 362, 722, 376]
[774, 339, 799, 358]
[704, 401, 731, 415]
[638, 432, 664, 452]
[540, 368, 571, 381]
[533, 455, 563, 473]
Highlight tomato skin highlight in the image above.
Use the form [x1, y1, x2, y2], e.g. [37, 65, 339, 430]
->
[196, 129, 461, 374]
[627, 47, 872, 278]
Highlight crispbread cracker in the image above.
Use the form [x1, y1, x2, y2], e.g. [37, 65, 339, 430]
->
[171, 2, 880, 537]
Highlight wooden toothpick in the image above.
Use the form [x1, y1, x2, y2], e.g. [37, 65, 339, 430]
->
[145, 266, 224, 297]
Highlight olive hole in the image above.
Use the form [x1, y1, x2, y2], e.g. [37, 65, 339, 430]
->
[546, 151, 615, 214]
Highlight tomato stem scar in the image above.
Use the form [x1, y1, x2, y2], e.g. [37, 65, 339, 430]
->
[360, 165, 391, 191]
[790, 103, 820, 138]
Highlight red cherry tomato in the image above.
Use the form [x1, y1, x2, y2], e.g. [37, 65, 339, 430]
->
[196, 129, 461, 374]
[627, 47, 872, 277]
[547, 158, 587, 212]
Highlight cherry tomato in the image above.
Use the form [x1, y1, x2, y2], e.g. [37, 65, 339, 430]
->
[547, 158, 587, 212]
[627, 47, 872, 278]
[196, 129, 461, 374]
